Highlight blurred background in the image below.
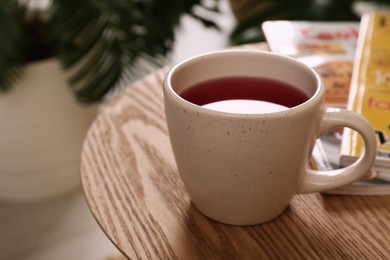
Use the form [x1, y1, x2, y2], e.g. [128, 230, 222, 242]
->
[0, 0, 389, 259]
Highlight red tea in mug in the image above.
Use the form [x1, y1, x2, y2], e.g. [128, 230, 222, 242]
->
[179, 76, 309, 113]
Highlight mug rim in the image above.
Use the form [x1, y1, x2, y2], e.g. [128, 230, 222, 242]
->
[164, 49, 324, 118]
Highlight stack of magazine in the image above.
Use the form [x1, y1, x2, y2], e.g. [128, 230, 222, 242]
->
[263, 15, 390, 195]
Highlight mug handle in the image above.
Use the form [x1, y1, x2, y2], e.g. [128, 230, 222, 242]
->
[298, 107, 377, 193]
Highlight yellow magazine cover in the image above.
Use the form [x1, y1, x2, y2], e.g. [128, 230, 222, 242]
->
[338, 12, 390, 194]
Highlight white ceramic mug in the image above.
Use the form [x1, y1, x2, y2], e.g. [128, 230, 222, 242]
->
[163, 50, 376, 225]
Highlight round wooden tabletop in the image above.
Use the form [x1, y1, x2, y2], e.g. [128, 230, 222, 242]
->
[80, 45, 390, 259]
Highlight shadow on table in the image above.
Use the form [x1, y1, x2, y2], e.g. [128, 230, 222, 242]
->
[174, 199, 338, 259]
[320, 193, 390, 213]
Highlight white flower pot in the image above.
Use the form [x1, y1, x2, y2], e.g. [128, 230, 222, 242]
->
[0, 58, 99, 202]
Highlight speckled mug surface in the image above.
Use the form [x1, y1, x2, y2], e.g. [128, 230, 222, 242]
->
[163, 50, 376, 226]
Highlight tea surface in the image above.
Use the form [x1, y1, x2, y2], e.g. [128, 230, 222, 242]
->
[179, 76, 309, 108]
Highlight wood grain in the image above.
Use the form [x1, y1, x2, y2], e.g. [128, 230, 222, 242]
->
[81, 47, 390, 259]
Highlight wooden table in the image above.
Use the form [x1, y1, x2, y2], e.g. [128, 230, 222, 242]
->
[81, 45, 390, 259]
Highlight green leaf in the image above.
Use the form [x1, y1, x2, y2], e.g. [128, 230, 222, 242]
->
[0, 0, 218, 101]
[0, 1, 28, 92]
[48, 0, 218, 103]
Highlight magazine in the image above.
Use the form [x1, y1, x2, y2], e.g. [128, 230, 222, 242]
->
[262, 20, 358, 107]
[338, 13, 390, 194]
[263, 19, 390, 195]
